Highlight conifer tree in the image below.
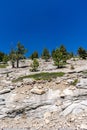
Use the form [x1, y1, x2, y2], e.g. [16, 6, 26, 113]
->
[41, 48, 50, 61]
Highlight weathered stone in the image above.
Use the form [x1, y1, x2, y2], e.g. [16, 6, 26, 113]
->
[23, 78, 35, 85]
[56, 100, 62, 106]
[63, 88, 73, 97]
[76, 79, 87, 89]
[60, 93, 65, 99]
[61, 103, 78, 116]
[73, 89, 87, 97]
[44, 112, 51, 124]
[44, 112, 51, 119]
[16, 82, 23, 87]
[31, 88, 45, 95]
[55, 80, 61, 84]
[67, 79, 74, 84]
[1, 59, 87, 128]
[80, 124, 87, 129]
[9, 86, 15, 90]
[0, 89, 11, 95]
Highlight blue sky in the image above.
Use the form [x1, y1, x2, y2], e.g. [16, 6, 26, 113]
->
[0, 0, 87, 56]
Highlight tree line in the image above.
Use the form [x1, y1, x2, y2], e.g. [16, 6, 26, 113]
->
[0, 42, 87, 69]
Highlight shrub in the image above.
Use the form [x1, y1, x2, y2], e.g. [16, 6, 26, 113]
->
[30, 59, 39, 71]
[53, 48, 66, 68]
[3, 55, 9, 63]
[71, 79, 78, 86]
[70, 65, 75, 70]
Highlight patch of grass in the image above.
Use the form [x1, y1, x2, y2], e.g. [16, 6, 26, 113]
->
[83, 71, 87, 74]
[13, 72, 65, 82]
[71, 79, 78, 86]
[0, 64, 8, 68]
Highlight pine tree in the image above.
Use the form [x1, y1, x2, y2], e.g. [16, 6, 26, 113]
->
[41, 48, 50, 61]
[31, 59, 39, 71]
[16, 42, 27, 68]
[53, 48, 66, 68]
[30, 51, 38, 60]
[78, 47, 87, 59]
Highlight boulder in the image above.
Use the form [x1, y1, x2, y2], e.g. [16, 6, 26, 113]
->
[31, 88, 45, 95]
[9, 86, 15, 90]
[0, 89, 11, 95]
[60, 92, 66, 99]
[16, 82, 23, 87]
[23, 78, 35, 85]
[67, 79, 74, 84]
[63, 88, 87, 98]
[76, 78, 87, 89]
[44, 112, 51, 124]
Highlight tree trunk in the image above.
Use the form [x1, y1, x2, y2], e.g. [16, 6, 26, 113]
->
[17, 59, 19, 68]
[57, 65, 59, 69]
[57, 61, 60, 68]
[12, 62, 15, 68]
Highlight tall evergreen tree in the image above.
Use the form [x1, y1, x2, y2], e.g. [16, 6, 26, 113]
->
[9, 49, 16, 68]
[41, 48, 50, 61]
[16, 42, 27, 68]
[30, 51, 38, 60]
[0, 52, 5, 62]
[53, 47, 67, 68]
[9, 42, 27, 68]
[78, 47, 87, 59]
[51, 49, 55, 58]
[60, 45, 68, 62]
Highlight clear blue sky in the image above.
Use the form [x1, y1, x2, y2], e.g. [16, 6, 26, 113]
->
[0, 0, 87, 56]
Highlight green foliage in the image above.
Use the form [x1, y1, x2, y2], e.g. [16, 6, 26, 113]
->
[16, 42, 27, 58]
[0, 64, 8, 68]
[71, 79, 78, 86]
[16, 42, 27, 68]
[53, 48, 66, 68]
[41, 48, 50, 61]
[0, 52, 5, 62]
[30, 59, 39, 71]
[77, 47, 87, 59]
[9, 42, 27, 68]
[30, 51, 38, 60]
[3, 55, 9, 63]
[9, 49, 16, 68]
[60, 45, 68, 62]
[60, 45, 67, 54]
[13, 72, 65, 82]
[52, 45, 68, 68]
[51, 49, 55, 58]
[67, 52, 74, 59]
[0, 52, 9, 64]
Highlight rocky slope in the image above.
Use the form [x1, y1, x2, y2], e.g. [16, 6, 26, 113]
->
[0, 59, 87, 129]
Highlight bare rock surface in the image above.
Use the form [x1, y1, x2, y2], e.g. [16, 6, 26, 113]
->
[0, 59, 87, 129]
